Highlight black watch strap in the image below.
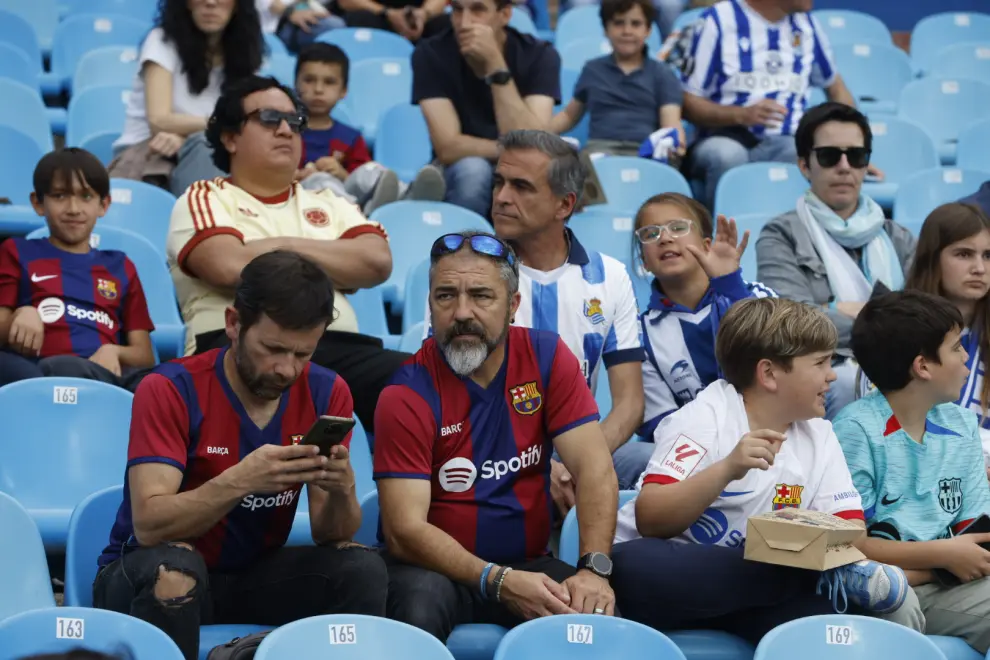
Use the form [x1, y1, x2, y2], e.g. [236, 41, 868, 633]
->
[484, 69, 512, 86]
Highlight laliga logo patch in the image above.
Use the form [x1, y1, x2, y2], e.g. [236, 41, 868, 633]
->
[510, 382, 542, 415]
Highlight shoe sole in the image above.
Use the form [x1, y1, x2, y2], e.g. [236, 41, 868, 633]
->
[408, 165, 446, 202]
[873, 566, 909, 614]
[364, 170, 400, 215]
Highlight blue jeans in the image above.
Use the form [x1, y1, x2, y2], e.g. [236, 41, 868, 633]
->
[276, 15, 345, 52]
[690, 133, 798, 209]
[0, 350, 142, 390]
[612, 441, 654, 490]
[443, 157, 493, 220]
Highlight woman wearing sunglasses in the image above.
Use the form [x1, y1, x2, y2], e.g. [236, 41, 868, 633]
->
[756, 102, 914, 418]
[633, 193, 775, 441]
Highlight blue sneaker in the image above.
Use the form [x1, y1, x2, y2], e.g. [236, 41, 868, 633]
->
[816, 560, 908, 614]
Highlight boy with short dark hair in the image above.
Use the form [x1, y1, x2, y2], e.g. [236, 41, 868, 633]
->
[0, 148, 155, 390]
[294, 42, 445, 213]
[835, 290, 990, 653]
[611, 297, 907, 644]
[550, 0, 684, 158]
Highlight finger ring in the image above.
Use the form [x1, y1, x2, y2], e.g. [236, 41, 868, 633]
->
[593, 608, 604, 614]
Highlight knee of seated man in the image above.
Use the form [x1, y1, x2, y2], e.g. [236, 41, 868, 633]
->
[152, 542, 206, 605]
[329, 545, 389, 589]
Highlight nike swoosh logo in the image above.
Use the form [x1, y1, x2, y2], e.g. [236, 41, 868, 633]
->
[881, 495, 901, 506]
[31, 273, 57, 282]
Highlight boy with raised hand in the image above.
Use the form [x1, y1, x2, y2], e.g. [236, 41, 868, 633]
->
[610, 297, 907, 645]
[0, 148, 155, 390]
[293, 42, 445, 214]
[835, 290, 990, 653]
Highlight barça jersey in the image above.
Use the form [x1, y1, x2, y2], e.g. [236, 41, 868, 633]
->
[0, 237, 154, 358]
[374, 326, 599, 564]
[834, 392, 990, 542]
[99, 347, 355, 571]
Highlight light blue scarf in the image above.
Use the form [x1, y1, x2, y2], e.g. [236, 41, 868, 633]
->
[799, 191, 903, 301]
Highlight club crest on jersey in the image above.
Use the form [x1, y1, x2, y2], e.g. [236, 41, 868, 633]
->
[772, 483, 803, 510]
[97, 278, 118, 300]
[792, 31, 802, 48]
[510, 382, 543, 415]
[583, 298, 606, 325]
[938, 478, 963, 514]
[290, 434, 304, 445]
[304, 207, 330, 227]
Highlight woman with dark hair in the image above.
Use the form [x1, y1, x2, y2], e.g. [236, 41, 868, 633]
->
[110, 0, 264, 196]
[903, 202, 990, 469]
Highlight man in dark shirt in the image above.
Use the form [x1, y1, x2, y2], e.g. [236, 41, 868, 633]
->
[412, 0, 560, 219]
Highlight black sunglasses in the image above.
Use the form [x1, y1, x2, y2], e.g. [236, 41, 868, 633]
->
[430, 233, 517, 270]
[812, 146, 871, 169]
[246, 109, 308, 133]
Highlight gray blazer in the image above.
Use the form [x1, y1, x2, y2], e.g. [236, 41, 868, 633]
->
[755, 210, 916, 352]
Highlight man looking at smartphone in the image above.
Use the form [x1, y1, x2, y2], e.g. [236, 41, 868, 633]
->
[374, 231, 619, 641]
[93, 251, 387, 660]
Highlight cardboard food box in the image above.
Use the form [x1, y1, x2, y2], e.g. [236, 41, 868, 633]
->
[745, 509, 865, 571]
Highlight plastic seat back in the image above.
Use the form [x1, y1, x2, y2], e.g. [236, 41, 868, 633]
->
[0, 491, 56, 620]
[493, 614, 686, 660]
[754, 614, 946, 660]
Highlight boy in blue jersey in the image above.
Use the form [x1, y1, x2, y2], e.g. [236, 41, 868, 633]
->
[293, 43, 445, 213]
[835, 290, 990, 652]
[0, 148, 155, 390]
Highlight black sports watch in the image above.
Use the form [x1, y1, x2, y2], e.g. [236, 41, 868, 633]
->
[484, 69, 512, 86]
[577, 552, 613, 579]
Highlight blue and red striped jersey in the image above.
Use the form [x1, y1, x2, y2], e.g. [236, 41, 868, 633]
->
[99, 347, 355, 571]
[300, 120, 372, 174]
[374, 326, 599, 564]
[0, 237, 154, 358]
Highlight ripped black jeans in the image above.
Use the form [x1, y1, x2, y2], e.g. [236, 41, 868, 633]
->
[93, 543, 388, 660]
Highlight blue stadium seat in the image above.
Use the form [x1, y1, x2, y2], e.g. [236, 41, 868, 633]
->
[0, 491, 56, 621]
[63, 485, 269, 660]
[494, 614, 686, 660]
[910, 12, 990, 76]
[731, 213, 770, 282]
[0, 0, 58, 52]
[347, 287, 391, 340]
[50, 14, 151, 90]
[265, 31, 291, 57]
[956, 118, 990, 172]
[355, 488, 381, 545]
[0, 79, 53, 153]
[509, 7, 538, 36]
[72, 45, 140, 93]
[713, 162, 807, 219]
[926, 635, 982, 660]
[568, 207, 635, 263]
[831, 41, 911, 116]
[0, 378, 132, 550]
[557, 68, 589, 146]
[933, 42, 990, 86]
[559, 490, 636, 566]
[556, 6, 661, 53]
[316, 27, 414, 62]
[893, 167, 990, 235]
[448, 625, 509, 660]
[0, 607, 184, 658]
[80, 131, 122, 166]
[0, 125, 44, 207]
[0, 9, 44, 72]
[811, 10, 892, 45]
[66, 84, 130, 148]
[27, 225, 186, 359]
[403, 257, 431, 333]
[665, 630, 756, 660]
[561, 67, 580, 101]
[96, 178, 177, 254]
[400, 321, 426, 352]
[256, 614, 455, 660]
[0, 42, 40, 90]
[899, 77, 990, 165]
[348, 57, 413, 146]
[370, 201, 491, 312]
[861, 116, 940, 208]
[375, 104, 432, 182]
[670, 7, 707, 36]
[65, 0, 158, 24]
[261, 51, 296, 87]
[559, 36, 613, 72]
[754, 614, 943, 659]
[624, 255, 652, 312]
[594, 157, 692, 212]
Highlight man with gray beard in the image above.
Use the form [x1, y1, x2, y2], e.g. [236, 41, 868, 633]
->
[374, 231, 619, 641]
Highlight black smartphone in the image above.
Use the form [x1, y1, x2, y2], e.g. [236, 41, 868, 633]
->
[933, 514, 990, 586]
[300, 416, 356, 457]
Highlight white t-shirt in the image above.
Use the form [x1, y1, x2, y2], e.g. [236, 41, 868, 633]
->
[613, 380, 864, 545]
[256, 0, 281, 33]
[115, 27, 225, 149]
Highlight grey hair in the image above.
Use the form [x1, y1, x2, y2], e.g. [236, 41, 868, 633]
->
[428, 230, 519, 295]
[498, 129, 587, 204]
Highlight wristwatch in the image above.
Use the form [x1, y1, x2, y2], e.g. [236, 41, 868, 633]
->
[484, 69, 512, 86]
[577, 552, 613, 579]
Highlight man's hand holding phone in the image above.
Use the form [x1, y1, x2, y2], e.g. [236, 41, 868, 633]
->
[311, 443, 356, 494]
[226, 444, 329, 495]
